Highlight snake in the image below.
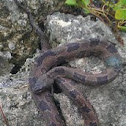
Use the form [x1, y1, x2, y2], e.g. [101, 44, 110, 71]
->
[29, 39, 122, 126]
[14, 0, 122, 125]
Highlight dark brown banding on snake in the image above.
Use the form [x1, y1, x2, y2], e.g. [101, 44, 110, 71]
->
[54, 48, 65, 55]
[89, 39, 100, 47]
[49, 122, 56, 126]
[54, 68, 65, 74]
[56, 77, 66, 83]
[69, 90, 80, 99]
[91, 51, 101, 57]
[69, 80, 77, 86]
[67, 43, 80, 52]
[99, 40, 109, 47]
[106, 44, 118, 53]
[89, 122, 98, 126]
[114, 67, 121, 72]
[38, 100, 51, 111]
[73, 72, 85, 82]
[36, 50, 56, 66]
[56, 78, 70, 92]
[76, 50, 87, 58]
[57, 56, 67, 65]
[80, 105, 91, 113]
[29, 77, 39, 90]
[89, 51, 96, 56]
[29, 77, 37, 85]
[97, 76, 108, 84]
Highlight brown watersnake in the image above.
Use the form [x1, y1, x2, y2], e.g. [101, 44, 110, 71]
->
[29, 38, 122, 126]
[14, 0, 122, 125]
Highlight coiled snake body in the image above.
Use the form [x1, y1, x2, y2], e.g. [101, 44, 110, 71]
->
[14, 0, 122, 125]
[29, 39, 122, 126]
[14, 1, 122, 125]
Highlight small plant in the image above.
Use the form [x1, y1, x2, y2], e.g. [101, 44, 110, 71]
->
[65, 0, 126, 45]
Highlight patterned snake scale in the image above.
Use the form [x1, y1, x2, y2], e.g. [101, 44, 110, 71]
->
[29, 38, 122, 126]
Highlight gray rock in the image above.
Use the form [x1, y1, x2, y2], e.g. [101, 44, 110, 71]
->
[0, 0, 65, 67]
[46, 13, 116, 45]
[0, 56, 13, 76]
[0, 53, 46, 126]
[0, 2, 126, 126]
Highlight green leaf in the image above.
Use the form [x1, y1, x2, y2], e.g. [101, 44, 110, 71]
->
[113, 5, 121, 11]
[114, 0, 126, 11]
[65, 0, 77, 6]
[82, 0, 90, 6]
[117, 0, 126, 6]
[117, 25, 126, 31]
[83, 8, 90, 13]
[115, 9, 126, 20]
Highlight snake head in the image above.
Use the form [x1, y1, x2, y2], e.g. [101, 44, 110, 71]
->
[32, 74, 54, 95]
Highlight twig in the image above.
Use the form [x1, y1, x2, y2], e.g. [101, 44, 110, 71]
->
[0, 104, 10, 126]
[14, 0, 50, 51]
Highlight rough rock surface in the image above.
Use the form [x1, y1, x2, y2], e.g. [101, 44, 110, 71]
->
[0, 1, 126, 126]
[0, 0, 65, 73]
[46, 12, 126, 126]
